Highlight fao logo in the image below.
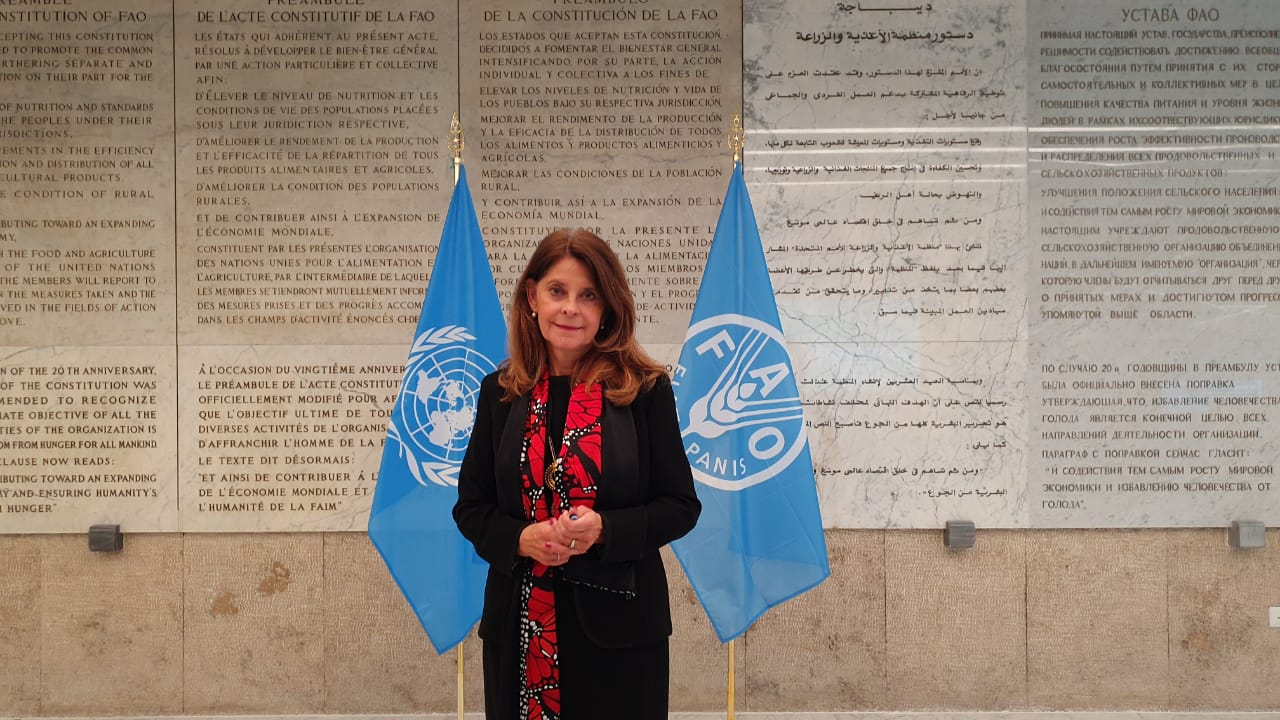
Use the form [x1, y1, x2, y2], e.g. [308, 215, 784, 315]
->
[388, 325, 497, 488]
[676, 314, 807, 492]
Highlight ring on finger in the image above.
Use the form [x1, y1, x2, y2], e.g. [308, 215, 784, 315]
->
[569, 539, 577, 550]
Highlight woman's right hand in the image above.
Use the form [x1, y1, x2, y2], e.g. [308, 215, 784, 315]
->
[518, 520, 571, 566]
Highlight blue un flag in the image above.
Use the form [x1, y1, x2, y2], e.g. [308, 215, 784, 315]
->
[671, 161, 830, 643]
[368, 165, 507, 654]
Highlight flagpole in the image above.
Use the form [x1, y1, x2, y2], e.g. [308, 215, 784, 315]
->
[727, 638, 736, 720]
[448, 110, 466, 720]
[723, 113, 745, 720]
[457, 643, 466, 720]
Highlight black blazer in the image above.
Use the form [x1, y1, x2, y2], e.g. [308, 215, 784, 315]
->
[453, 371, 701, 649]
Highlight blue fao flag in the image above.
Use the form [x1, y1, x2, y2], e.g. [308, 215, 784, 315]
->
[671, 161, 830, 643]
[368, 165, 507, 654]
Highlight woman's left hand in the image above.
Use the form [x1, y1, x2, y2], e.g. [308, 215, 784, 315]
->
[550, 506, 604, 556]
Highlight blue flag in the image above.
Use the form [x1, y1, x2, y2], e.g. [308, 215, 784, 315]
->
[671, 161, 830, 643]
[368, 165, 506, 654]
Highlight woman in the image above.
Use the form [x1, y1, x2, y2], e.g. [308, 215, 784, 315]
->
[454, 228, 701, 720]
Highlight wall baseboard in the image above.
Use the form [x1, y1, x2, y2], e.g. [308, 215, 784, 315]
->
[10, 707, 1280, 712]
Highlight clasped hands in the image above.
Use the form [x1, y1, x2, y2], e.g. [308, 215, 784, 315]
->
[518, 505, 603, 567]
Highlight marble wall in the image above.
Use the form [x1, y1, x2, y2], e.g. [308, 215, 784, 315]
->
[4, 0, 1280, 714]
[6, 0, 1280, 534]
[1, 0, 740, 533]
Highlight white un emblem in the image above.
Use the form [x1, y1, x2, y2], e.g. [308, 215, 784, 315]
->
[676, 313, 807, 492]
[389, 325, 497, 488]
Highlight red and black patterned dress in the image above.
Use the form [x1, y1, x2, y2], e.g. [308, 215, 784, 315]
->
[514, 374, 602, 720]
[497, 375, 670, 720]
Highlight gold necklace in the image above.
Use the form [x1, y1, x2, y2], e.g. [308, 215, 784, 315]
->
[543, 432, 561, 492]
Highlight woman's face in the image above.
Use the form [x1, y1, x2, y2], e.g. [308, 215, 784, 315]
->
[526, 256, 605, 375]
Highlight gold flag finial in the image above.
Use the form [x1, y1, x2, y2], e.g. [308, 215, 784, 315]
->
[727, 114, 745, 163]
[449, 113, 464, 184]
[449, 112, 464, 162]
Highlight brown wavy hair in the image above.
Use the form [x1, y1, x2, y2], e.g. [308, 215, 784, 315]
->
[499, 228, 665, 405]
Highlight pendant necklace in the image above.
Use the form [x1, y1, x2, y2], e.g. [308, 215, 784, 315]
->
[543, 431, 561, 493]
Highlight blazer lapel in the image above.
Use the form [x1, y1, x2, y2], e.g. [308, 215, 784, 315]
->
[599, 399, 638, 507]
[496, 391, 529, 513]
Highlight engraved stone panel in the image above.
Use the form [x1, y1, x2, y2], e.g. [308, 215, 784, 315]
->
[0, 1, 176, 346]
[1027, 0, 1280, 526]
[460, 0, 742, 343]
[6, 0, 1280, 532]
[1, 1, 179, 533]
[0, 347, 179, 532]
[169, 1, 457, 531]
[745, 0, 1029, 527]
[176, 1, 455, 346]
[179, 344, 399, 531]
